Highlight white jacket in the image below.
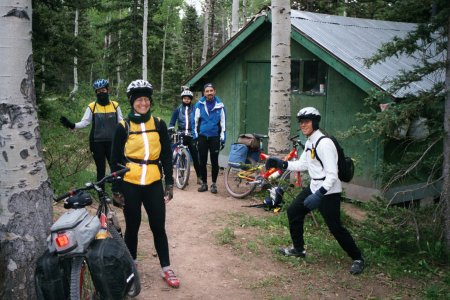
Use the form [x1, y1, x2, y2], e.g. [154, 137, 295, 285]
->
[287, 129, 342, 194]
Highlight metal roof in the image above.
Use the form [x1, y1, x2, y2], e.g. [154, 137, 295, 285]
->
[290, 10, 443, 97]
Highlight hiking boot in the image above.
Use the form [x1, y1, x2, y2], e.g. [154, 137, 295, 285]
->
[198, 183, 208, 192]
[161, 269, 180, 288]
[278, 247, 306, 257]
[349, 259, 365, 275]
[210, 183, 218, 194]
[197, 178, 203, 185]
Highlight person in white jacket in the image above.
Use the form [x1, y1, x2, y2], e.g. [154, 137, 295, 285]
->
[265, 107, 364, 275]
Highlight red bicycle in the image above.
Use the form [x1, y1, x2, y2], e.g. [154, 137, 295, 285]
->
[224, 134, 304, 199]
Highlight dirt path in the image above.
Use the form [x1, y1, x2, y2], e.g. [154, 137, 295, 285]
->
[131, 168, 417, 299]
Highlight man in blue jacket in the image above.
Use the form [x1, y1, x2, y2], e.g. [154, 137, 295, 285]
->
[193, 83, 226, 194]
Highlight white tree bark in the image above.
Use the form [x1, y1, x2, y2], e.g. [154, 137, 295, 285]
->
[160, 12, 169, 104]
[231, 0, 239, 37]
[116, 10, 122, 97]
[201, 0, 210, 65]
[443, 15, 450, 252]
[268, 1, 291, 155]
[142, 0, 148, 80]
[41, 54, 45, 93]
[0, 1, 53, 298]
[69, 8, 79, 98]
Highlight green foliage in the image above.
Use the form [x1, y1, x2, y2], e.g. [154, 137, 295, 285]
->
[39, 87, 96, 194]
[345, 0, 435, 22]
[355, 200, 448, 265]
[215, 227, 236, 245]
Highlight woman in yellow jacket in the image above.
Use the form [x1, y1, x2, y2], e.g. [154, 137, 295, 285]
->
[110, 79, 179, 288]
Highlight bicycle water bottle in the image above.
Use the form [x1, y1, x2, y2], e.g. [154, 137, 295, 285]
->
[268, 169, 282, 180]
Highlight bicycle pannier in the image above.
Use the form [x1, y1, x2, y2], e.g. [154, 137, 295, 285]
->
[86, 238, 136, 300]
[237, 134, 260, 151]
[35, 249, 71, 300]
[246, 150, 260, 163]
[48, 208, 100, 255]
[228, 143, 248, 167]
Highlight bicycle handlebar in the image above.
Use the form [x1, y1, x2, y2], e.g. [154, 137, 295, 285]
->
[54, 167, 130, 202]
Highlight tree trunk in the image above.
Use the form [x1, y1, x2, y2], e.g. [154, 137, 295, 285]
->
[268, 1, 291, 155]
[443, 15, 450, 252]
[201, 0, 210, 65]
[231, 0, 239, 36]
[41, 54, 45, 93]
[69, 8, 79, 99]
[0, 1, 53, 298]
[160, 12, 169, 105]
[209, 0, 216, 56]
[142, 0, 148, 80]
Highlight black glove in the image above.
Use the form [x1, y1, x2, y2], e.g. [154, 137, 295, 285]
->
[220, 140, 225, 151]
[265, 157, 288, 170]
[164, 184, 174, 201]
[60, 116, 75, 129]
[304, 187, 327, 210]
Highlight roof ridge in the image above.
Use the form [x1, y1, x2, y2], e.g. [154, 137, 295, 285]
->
[291, 16, 407, 32]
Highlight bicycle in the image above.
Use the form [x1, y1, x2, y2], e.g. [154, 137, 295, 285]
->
[171, 131, 192, 189]
[35, 168, 141, 300]
[224, 134, 304, 199]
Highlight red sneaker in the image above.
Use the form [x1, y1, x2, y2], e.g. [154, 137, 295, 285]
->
[161, 269, 180, 288]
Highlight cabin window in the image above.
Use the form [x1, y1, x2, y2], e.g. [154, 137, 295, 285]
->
[291, 60, 328, 94]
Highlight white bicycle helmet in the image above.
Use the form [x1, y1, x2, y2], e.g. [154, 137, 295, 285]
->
[181, 90, 193, 99]
[126, 79, 153, 105]
[297, 107, 321, 122]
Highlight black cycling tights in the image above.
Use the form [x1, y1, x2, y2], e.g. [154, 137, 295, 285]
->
[197, 135, 220, 184]
[121, 180, 170, 268]
[90, 141, 112, 189]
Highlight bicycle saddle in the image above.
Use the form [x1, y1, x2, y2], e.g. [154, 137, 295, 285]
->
[64, 191, 93, 209]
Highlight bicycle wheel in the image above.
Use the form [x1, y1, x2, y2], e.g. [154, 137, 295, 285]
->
[70, 256, 96, 300]
[175, 148, 191, 189]
[107, 222, 141, 297]
[224, 159, 259, 198]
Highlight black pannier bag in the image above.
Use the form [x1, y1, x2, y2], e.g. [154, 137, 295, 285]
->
[86, 238, 136, 300]
[35, 249, 71, 300]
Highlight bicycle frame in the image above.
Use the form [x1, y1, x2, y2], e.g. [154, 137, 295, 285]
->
[171, 132, 190, 162]
[240, 135, 303, 187]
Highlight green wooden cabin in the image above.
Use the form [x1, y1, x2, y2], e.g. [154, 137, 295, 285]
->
[184, 9, 442, 203]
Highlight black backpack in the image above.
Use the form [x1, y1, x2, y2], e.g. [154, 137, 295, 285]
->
[315, 136, 354, 182]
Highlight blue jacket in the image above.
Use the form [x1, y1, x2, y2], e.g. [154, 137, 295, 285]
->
[169, 104, 195, 135]
[193, 96, 226, 142]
